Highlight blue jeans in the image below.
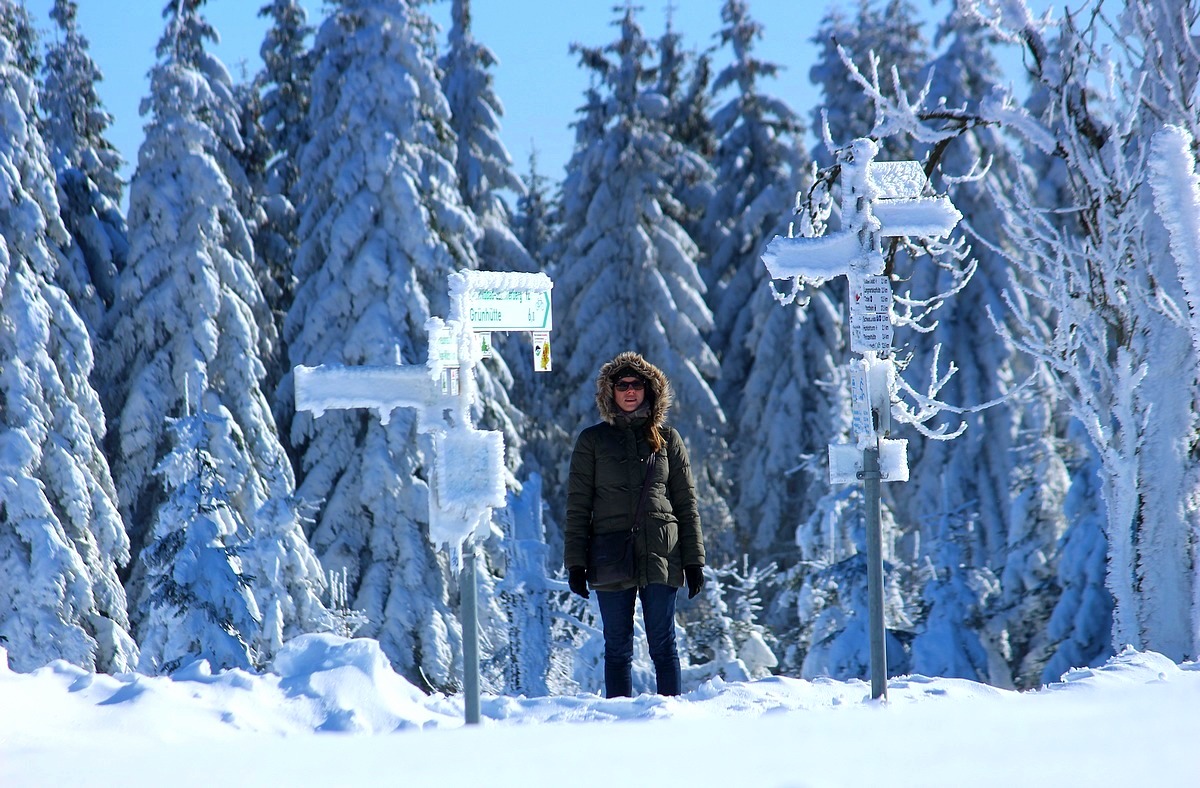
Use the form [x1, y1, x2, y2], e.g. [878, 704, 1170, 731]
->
[595, 583, 680, 697]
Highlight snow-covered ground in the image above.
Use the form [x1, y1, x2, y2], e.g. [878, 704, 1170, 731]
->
[2, 634, 1196, 787]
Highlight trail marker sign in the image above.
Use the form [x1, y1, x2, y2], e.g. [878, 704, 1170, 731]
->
[294, 269, 554, 725]
[760, 137, 960, 701]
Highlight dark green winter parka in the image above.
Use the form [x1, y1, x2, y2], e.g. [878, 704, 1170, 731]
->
[563, 351, 705, 590]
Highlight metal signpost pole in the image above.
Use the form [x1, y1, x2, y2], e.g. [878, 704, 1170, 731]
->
[861, 445, 887, 699]
[461, 540, 481, 724]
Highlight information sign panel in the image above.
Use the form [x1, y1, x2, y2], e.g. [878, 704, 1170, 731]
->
[430, 323, 460, 369]
[851, 274, 892, 313]
[464, 289, 552, 332]
[849, 273, 893, 352]
[532, 332, 552, 372]
[851, 311, 893, 352]
[440, 367, 460, 397]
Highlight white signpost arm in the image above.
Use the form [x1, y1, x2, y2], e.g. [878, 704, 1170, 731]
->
[294, 364, 446, 431]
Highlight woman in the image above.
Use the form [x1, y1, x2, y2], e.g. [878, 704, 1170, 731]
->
[564, 350, 706, 697]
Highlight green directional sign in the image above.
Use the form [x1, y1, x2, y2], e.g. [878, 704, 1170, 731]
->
[465, 288, 552, 332]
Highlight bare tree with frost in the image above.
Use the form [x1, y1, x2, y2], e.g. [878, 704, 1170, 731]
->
[965, 0, 1200, 663]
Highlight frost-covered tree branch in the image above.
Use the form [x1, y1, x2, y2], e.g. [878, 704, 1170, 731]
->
[963, 0, 1200, 659]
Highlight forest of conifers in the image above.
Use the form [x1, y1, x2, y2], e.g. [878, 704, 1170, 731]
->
[1, 0, 1197, 694]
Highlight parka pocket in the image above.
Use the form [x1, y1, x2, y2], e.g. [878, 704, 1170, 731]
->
[646, 513, 678, 556]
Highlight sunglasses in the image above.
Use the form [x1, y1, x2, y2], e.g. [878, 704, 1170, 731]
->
[614, 380, 645, 392]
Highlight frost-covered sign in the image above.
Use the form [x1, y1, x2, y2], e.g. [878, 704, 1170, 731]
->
[430, 322, 460, 369]
[828, 440, 910, 484]
[434, 429, 506, 514]
[870, 160, 927, 199]
[457, 274, 553, 332]
[849, 363, 874, 441]
[760, 140, 961, 487]
[762, 139, 959, 702]
[294, 364, 447, 431]
[449, 271, 554, 372]
[870, 160, 961, 239]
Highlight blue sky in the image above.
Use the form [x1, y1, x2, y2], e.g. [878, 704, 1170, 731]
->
[24, 1, 1028, 189]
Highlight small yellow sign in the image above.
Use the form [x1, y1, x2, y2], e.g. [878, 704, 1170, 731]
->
[532, 332, 551, 372]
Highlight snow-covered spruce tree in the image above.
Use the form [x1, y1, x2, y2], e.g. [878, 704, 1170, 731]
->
[735, 284, 845, 555]
[657, 11, 716, 162]
[966, 0, 1200, 662]
[551, 6, 734, 554]
[809, 0, 927, 165]
[254, 0, 313, 399]
[0, 17, 135, 673]
[704, 0, 807, 379]
[0, 1, 36, 74]
[136, 407, 261, 675]
[684, 559, 778, 682]
[439, 4, 547, 690]
[512, 148, 556, 269]
[742, 0, 929, 677]
[283, 0, 489, 689]
[1036, 418, 1112, 683]
[795, 498, 914, 680]
[440, 0, 532, 274]
[490, 475, 556, 696]
[515, 84, 611, 548]
[764, 359, 917, 679]
[438, 0, 530, 471]
[40, 0, 127, 332]
[705, 0, 824, 574]
[653, 13, 715, 250]
[107, 0, 327, 663]
[767, 2, 929, 634]
[258, 0, 312, 202]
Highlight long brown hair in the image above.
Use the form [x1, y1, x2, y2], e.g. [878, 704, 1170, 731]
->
[646, 420, 665, 453]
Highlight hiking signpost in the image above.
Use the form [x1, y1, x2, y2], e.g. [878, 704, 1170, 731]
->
[294, 270, 553, 724]
[762, 138, 961, 700]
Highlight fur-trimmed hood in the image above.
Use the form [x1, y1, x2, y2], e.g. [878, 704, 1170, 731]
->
[595, 351, 672, 427]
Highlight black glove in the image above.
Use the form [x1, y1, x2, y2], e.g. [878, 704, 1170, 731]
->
[685, 565, 705, 599]
[568, 566, 590, 599]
